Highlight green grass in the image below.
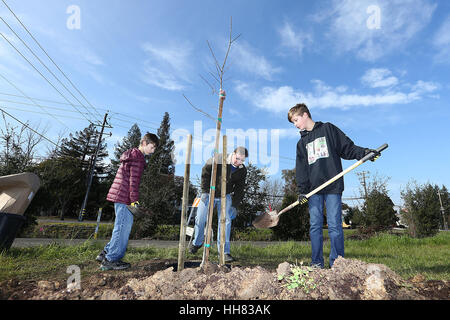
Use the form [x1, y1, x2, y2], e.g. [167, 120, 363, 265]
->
[1, 231, 449, 283]
[344, 232, 450, 280]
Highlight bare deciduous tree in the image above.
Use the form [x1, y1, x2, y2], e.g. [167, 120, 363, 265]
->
[261, 177, 284, 211]
[0, 111, 49, 174]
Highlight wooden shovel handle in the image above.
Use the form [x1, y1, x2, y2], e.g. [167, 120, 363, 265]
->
[276, 143, 389, 218]
[277, 200, 300, 216]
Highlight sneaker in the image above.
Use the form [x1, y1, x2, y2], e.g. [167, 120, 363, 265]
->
[189, 243, 202, 254]
[96, 250, 107, 263]
[224, 253, 235, 263]
[100, 259, 131, 271]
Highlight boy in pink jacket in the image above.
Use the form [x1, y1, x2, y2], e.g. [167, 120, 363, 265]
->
[97, 132, 159, 270]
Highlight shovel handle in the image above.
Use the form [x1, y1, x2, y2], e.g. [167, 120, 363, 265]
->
[277, 200, 300, 216]
[360, 143, 388, 163]
[276, 143, 389, 218]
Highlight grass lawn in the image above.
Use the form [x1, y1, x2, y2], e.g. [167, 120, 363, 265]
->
[1, 230, 449, 283]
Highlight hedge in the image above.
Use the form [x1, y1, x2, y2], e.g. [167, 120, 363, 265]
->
[20, 222, 275, 241]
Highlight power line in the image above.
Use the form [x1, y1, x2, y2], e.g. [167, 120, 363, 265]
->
[0, 92, 161, 127]
[0, 94, 159, 132]
[0, 105, 89, 121]
[0, 92, 294, 163]
[0, 72, 72, 130]
[0, 97, 89, 115]
[0, 16, 101, 123]
[0, 99, 157, 131]
[0, 107, 59, 147]
[1, 0, 103, 121]
[0, 31, 95, 124]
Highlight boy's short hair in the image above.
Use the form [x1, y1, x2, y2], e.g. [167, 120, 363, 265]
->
[141, 132, 159, 147]
[234, 146, 248, 158]
[288, 103, 311, 123]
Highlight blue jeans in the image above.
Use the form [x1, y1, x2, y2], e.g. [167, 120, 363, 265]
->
[193, 193, 234, 254]
[104, 203, 134, 262]
[308, 194, 344, 268]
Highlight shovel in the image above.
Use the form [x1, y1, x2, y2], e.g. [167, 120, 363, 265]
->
[252, 143, 388, 229]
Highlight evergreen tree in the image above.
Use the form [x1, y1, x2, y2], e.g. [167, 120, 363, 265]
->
[273, 168, 310, 241]
[282, 168, 297, 195]
[362, 189, 398, 230]
[152, 112, 175, 175]
[110, 123, 141, 173]
[355, 171, 397, 231]
[138, 112, 176, 229]
[31, 156, 85, 220]
[57, 123, 108, 176]
[401, 181, 441, 238]
[235, 163, 267, 228]
[55, 124, 109, 218]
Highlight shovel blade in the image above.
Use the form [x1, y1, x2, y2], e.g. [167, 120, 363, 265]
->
[252, 211, 279, 229]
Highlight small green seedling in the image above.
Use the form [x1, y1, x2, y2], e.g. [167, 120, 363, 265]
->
[278, 262, 317, 293]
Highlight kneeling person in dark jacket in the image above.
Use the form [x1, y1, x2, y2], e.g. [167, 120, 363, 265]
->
[189, 147, 248, 263]
[97, 133, 159, 270]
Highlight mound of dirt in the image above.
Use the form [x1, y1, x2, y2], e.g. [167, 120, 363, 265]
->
[6, 257, 447, 300]
[116, 257, 427, 300]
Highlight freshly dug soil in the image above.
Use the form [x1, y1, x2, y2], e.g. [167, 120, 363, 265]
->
[1, 257, 448, 300]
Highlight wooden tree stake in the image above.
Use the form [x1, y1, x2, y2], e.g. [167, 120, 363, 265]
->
[177, 134, 192, 271]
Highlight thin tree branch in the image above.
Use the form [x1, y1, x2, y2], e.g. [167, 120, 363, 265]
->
[199, 74, 217, 95]
[207, 70, 221, 85]
[206, 40, 222, 80]
[182, 94, 217, 123]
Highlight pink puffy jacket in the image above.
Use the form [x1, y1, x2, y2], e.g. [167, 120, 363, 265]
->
[106, 148, 145, 205]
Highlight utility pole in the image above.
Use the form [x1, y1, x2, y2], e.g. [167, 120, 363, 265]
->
[357, 171, 369, 200]
[78, 113, 110, 222]
[437, 190, 448, 230]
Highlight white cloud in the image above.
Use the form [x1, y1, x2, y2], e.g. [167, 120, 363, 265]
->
[75, 47, 104, 66]
[235, 74, 439, 113]
[278, 21, 312, 57]
[235, 81, 300, 110]
[320, 0, 436, 61]
[433, 15, 450, 64]
[361, 68, 398, 88]
[141, 41, 193, 91]
[142, 42, 192, 77]
[277, 128, 300, 139]
[231, 41, 282, 81]
[141, 63, 186, 91]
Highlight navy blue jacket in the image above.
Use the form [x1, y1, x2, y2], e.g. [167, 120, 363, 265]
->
[296, 122, 367, 195]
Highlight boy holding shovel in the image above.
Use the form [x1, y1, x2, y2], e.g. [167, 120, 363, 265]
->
[288, 103, 379, 268]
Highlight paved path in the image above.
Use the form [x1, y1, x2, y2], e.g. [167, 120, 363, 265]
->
[11, 238, 307, 248]
[36, 218, 113, 225]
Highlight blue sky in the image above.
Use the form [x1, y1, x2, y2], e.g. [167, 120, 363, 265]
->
[0, 0, 449, 207]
